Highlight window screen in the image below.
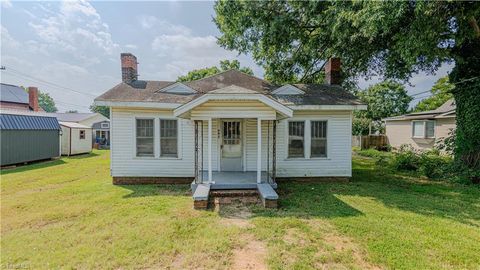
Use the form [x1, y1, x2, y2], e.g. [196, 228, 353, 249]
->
[412, 121, 424, 137]
[288, 121, 305, 158]
[311, 121, 327, 157]
[426, 121, 435, 138]
[136, 119, 154, 157]
[160, 119, 178, 157]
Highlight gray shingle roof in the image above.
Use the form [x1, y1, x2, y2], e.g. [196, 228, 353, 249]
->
[95, 70, 363, 106]
[384, 99, 456, 121]
[0, 113, 60, 130]
[0, 83, 28, 104]
[50, 113, 98, 122]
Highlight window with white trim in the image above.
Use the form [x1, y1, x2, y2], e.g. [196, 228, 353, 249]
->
[79, 130, 85, 139]
[311, 121, 327, 157]
[136, 119, 154, 157]
[288, 121, 305, 158]
[160, 119, 178, 157]
[412, 120, 435, 138]
[101, 122, 109, 128]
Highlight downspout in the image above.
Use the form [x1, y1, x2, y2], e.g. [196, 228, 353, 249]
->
[69, 127, 72, 156]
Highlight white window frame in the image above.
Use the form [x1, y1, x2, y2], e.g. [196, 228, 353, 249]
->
[411, 120, 435, 139]
[310, 120, 328, 158]
[79, 130, 86, 140]
[285, 119, 330, 160]
[159, 118, 180, 158]
[101, 122, 109, 129]
[286, 120, 307, 159]
[134, 117, 155, 158]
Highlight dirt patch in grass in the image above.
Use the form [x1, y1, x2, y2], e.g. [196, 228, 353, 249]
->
[231, 234, 267, 270]
[217, 203, 254, 229]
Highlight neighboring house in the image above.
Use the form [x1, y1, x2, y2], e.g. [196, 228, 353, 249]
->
[95, 53, 366, 208]
[384, 99, 456, 150]
[0, 110, 61, 166]
[59, 122, 93, 156]
[0, 83, 42, 112]
[51, 113, 110, 147]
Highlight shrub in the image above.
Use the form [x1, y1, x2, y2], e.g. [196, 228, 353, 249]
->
[392, 145, 420, 171]
[357, 148, 384, 158]
[418, 152, 452, 179]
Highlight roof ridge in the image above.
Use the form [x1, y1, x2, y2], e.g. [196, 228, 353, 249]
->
[186, 69, 272, 86]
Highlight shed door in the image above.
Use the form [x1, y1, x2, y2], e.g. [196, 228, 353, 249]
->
[221, 120, 242, 171]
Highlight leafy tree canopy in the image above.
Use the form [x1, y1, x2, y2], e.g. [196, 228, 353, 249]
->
[413, 76, 454, 112]
[215, 0, 480, 181]
[38, 91, 57, 112]
[177, 59, 253, 82]
[358, 81, 412, 121]
[90, 104, 110, 118]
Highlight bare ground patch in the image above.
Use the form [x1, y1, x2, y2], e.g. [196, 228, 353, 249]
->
[217, 203, 268, 269]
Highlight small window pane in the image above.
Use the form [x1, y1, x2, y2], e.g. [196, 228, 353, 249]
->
[288, 121, 304, 158]
[426, 121, 435, 138]
[160, 119, 178, 157]
[79, 130, 85, 139]
[412, 122, 424, 137]
[136, 119, 154, 156]
[311, 121, 327, 157]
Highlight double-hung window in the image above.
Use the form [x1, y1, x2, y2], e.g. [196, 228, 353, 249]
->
[136, 119, 154, 157]
[412, 120, 435, 138]
[160, 119, 178, 157]
[288, 121, 305, 158]
[311, 121, 327, 157]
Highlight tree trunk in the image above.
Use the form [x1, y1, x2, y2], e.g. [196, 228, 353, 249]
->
[450, 37, 480, 184]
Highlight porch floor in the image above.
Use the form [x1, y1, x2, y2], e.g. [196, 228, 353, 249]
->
[191, 171, 277, 191]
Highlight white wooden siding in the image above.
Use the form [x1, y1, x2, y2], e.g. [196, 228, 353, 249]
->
[111, 108, 194, 177]
[191, 100, 276, 119]
[110, 108, 352, 177]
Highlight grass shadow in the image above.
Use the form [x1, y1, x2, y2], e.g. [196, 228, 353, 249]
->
[0, 159, 66, 175]
[345, 156, 480, 227]
[120, 184, 191, 198]
[67, 152, 99, 159]
[252, 182, 364, 219]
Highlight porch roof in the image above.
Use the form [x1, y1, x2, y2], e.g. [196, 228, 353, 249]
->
[173, 85, 293, 119]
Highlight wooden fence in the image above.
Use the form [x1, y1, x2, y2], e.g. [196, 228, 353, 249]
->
[352, 135, 388, 150]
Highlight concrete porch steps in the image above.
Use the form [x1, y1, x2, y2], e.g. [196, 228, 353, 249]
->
[193, 184, 279, 210]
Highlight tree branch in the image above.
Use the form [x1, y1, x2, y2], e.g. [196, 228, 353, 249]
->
[469, 16, 480, 38]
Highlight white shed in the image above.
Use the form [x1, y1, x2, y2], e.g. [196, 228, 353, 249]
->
[60, 122, 92, 156]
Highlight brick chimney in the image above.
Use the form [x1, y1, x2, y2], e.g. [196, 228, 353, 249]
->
[28, 86, 39, 112]
[121, 53, 138, 83]
[325, 58, 342, 85]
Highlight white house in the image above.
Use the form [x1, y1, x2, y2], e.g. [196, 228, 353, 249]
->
[95, 53, 366, 208]
[59, 122, 92, 156]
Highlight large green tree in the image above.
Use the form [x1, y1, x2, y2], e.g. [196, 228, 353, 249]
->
[214, 1, 480, 181]
[90, 104, 110, 118]
[358, 81, 412, 121]
[413, 77, 454, 112]
[177, 60, 253, 82]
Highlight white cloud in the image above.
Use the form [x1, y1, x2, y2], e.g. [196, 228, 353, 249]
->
[28, 1, 119, 65]
[0, 25, 20, 49]
[138, 14, 191, 35]
[1, 0, 12, 8]
[125, 44, 138, 49]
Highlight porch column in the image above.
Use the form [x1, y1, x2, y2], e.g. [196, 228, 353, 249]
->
[257, 118, 262, 183]
[208, 118, 213, 183]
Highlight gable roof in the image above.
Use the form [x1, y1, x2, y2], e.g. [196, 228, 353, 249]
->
[50, 113, 100, 122]
[95, 69, 364, 108]
[60, 121, 91, 129]
[384, 99, 456, 121]
[0, 112, 60, 130]
[0, 83, 28, 104]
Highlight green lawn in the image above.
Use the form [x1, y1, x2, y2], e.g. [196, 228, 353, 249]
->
[1, 150, 479, 269]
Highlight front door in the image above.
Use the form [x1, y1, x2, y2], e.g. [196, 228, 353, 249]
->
[221, 120, 242, 171]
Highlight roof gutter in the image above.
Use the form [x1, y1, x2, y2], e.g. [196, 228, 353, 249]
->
[94, 100, 181, 109]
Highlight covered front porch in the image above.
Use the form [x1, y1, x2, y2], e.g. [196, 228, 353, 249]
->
[173, 86, 293, 208]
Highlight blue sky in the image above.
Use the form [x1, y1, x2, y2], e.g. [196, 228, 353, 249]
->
[1, 0, 451, 112]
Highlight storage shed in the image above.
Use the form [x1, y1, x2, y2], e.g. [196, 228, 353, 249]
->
[60, 122, 92, 156]
[0, 112, 61, 166]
